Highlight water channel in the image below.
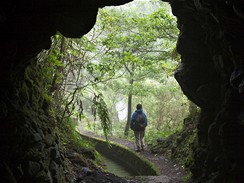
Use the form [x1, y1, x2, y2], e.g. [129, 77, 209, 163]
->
[102, 155, 134, 177]
[80, 133, 159, 177]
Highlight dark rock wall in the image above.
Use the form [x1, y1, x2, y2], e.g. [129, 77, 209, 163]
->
[0, 0, 132, 182]
[172, 0, 244, 182]
[0, 59, 71, 182]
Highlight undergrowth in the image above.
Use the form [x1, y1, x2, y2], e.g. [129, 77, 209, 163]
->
[57, 117, 103, 169]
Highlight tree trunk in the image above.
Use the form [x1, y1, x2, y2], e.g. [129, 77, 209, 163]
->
[124, 79, 133, 136]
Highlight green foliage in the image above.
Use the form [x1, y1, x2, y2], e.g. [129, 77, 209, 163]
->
[97, 3, 179, 75]
[151, 110, 199, 178]
[58, 117, 92, 149]
[80, 1, 188, 139]
[56, 116, 105, 169]
[37, 0, 188, 149]
[93, 93, 112, 140]
[146, 130, 173, 146]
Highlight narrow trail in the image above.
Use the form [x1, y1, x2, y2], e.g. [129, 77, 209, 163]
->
[78, 126, 186, 183]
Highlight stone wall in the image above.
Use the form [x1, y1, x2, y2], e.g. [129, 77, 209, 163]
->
[0, 59, 72, 182]
[80, 133, 160, 176]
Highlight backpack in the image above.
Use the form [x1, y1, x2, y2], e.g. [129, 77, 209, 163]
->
[133, 112, 145, 131]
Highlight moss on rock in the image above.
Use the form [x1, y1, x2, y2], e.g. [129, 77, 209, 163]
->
[80, 133, 160, 176]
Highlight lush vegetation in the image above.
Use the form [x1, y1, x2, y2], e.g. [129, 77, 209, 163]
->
[38, 0, 189, 146]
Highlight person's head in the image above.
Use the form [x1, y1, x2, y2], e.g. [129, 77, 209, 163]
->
[136, 104, 142, 110]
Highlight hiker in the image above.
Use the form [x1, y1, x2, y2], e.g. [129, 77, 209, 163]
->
[130, 104, 148, 152]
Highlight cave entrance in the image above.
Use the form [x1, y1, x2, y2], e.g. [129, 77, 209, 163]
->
[3, 0, 244, 182]
[37, 0, 191, 157]
[38, 0, 191, 145]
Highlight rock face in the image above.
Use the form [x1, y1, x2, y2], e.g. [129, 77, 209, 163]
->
[0, 0, 132, 182]
[172, 0, 244, 182]
[0, 59, 71, 182]
[0, 0, 244, 182]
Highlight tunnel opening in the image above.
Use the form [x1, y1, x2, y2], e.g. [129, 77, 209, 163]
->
[45, 0, 190, 178]
[45, 0, 189, 153]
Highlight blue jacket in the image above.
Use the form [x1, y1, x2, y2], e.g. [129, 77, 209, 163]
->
[130, 109, 148, 129]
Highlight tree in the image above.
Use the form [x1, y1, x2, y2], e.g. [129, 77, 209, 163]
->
[97, 3, 179, 136]
[37, 0, 186, 140]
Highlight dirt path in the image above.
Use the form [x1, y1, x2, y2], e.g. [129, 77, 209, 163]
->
[78, 127, 186, 183]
